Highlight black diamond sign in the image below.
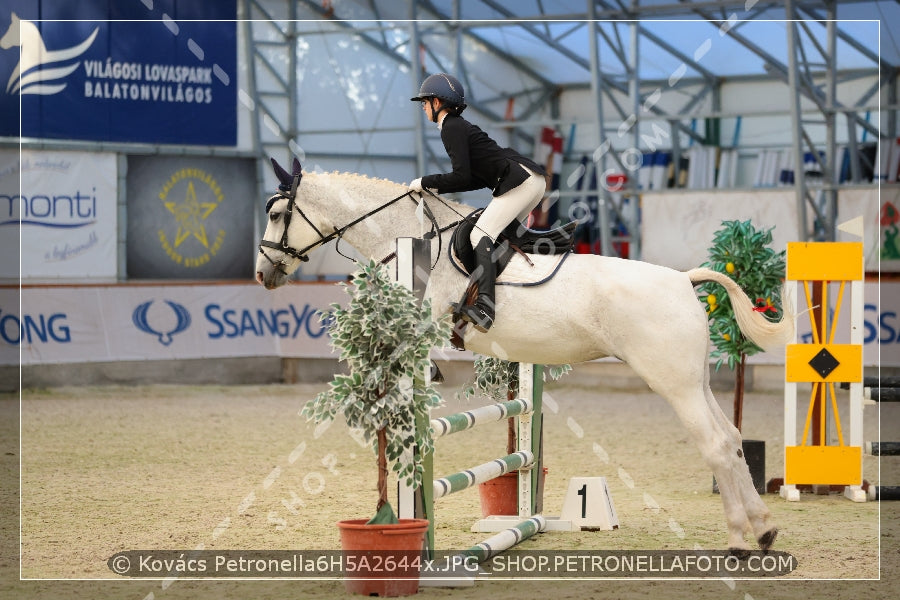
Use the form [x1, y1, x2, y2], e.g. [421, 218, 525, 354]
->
[808, 348, 840, 379]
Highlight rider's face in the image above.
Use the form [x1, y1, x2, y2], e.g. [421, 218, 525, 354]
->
[422, 98, 437, 120]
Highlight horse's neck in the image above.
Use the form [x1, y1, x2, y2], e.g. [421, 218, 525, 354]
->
[307, 172, 466, 262]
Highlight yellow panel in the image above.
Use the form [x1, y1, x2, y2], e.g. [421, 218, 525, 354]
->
[785, 344, 862, 382]
[786, 242, 863, 281]
[785, 446, 861, 485]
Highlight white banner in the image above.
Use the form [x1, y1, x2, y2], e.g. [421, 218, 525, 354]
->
[2, 283, 346, 365]
[0, 149, 118, 280]
[1, 280, 897, 367]
[641, 187, 885, 272]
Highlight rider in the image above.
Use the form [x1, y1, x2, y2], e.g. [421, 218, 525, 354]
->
[408, 73, 547, 332]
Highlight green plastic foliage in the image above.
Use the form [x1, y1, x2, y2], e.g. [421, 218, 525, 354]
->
[460, 355, 572, 402]
[460, 356, 520, 402]
[300, 259, 451, 490]
[697, 220, 785, 371]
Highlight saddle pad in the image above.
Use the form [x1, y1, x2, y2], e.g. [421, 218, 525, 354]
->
[449, 243, 571, 287]
[448, 208, 577, 285]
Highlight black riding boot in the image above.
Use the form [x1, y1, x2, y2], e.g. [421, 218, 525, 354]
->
[460, 236, 496, 332]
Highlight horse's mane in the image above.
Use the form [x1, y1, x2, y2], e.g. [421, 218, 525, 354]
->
[304, 170, 470, 213]
[305, 169, 405, 190]
[308, 170, 402, 182]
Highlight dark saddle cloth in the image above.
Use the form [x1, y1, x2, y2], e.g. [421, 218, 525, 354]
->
[450, 209, 578, 278]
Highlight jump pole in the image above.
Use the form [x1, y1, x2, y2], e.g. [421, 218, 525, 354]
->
[394, 236, 436, 548]
[860, 377, 900, 500]
[461, 516, 547, 562]
[433, 451, 534, 498]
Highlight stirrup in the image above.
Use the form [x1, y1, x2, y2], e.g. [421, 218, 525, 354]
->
[459, 303, 494, 333]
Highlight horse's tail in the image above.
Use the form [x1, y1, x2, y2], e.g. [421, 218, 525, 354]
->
[688, 267, 795, 352]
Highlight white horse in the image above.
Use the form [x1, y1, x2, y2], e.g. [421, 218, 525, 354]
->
[255, 158, 795, 554]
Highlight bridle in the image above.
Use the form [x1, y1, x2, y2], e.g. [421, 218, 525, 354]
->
[258, 171, 320, 267]
[257, 174, 456, 271]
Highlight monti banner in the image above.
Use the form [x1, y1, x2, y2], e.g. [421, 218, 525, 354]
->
[0, 1, 236, 145]
[0, 149, 117, 280]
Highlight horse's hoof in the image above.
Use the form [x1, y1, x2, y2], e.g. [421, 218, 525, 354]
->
[728, 547, 752, 560]
[757, 528, 778, 552]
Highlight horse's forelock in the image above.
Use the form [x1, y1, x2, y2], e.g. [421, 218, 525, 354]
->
[264, 194, 284, 214]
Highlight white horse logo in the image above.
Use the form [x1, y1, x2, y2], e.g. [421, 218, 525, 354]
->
[0, 12, 98, 95]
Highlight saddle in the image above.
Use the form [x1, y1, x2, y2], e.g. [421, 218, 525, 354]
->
[448, 210, 578, 349]
[449, 209, 578, 279]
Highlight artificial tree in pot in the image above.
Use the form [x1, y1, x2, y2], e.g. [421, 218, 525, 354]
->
[301, 259, 450, 596]
[696, 220, 785, 494]
[697, 219, 786, 431]
[302, 258, 450, 519]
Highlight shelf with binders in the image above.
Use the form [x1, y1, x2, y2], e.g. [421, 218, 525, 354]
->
[628, 142, 887, 192]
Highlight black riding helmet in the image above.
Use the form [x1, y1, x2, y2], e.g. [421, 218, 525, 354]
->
[411, 73, 466, 121]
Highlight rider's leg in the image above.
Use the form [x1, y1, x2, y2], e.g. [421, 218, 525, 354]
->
[461, 168, 545, 332]
[458, 236, 496, 332]
[467, 167, 546, 249]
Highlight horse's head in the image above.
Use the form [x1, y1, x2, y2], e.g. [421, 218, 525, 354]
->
[255, 157, 333, 289]
[0, 13, 21, 49]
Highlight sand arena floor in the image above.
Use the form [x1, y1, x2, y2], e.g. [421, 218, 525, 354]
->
[3, 376, 898, 599]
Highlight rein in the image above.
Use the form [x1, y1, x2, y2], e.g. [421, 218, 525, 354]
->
[258, 185, 462, 271]
[373, 189, 475, 267]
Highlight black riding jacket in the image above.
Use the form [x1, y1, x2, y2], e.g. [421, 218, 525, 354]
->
[421, 114, 546, 197]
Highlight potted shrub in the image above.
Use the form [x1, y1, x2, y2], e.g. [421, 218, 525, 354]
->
[460, 357, 570, 516]
[301, 259, 451, 597]
[696, 220, 785, 494]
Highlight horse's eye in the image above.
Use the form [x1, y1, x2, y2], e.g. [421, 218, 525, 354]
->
[269, 211, 280, 223]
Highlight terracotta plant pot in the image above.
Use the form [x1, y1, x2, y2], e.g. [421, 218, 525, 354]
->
[337, 518, 429, 597]
[477, 468, 548, 518]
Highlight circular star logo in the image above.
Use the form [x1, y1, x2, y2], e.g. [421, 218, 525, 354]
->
[156, 168, 227, 268]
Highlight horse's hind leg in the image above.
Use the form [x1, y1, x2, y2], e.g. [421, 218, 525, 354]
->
[671, 392, 754, 551]
[630, 355, 755, 551]
[703, 384, 777, 550]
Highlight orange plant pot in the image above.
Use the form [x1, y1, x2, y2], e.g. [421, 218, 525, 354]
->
[337, 518, 428, 597]
[477, 468, 548, 518]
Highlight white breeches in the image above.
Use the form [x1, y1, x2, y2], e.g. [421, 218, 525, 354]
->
[469, 166, 546, 247]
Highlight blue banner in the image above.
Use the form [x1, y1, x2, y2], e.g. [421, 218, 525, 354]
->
[0, 0, 236, 145]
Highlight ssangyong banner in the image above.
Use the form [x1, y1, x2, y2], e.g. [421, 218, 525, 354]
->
[2, 283, 346, 366]
[0, 1, 236, 145]
[0, 149, 117, 280]
[126, 155, 255, 279]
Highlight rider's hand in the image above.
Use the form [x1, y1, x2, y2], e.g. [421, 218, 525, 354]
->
[408, 178, 423, 193]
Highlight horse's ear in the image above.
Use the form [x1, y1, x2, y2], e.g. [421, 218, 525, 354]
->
[291, 158, 302, 177]
[270, 157, 292, 191]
